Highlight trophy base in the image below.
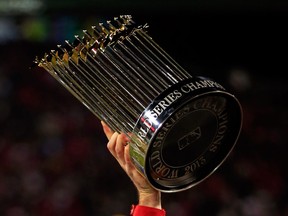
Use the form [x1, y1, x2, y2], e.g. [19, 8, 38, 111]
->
[130, 76, 242, 192]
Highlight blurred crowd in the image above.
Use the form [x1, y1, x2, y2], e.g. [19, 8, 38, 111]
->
[0, 14, 288, 216]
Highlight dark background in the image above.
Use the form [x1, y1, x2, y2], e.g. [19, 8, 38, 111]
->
[1, 0, 288, 215]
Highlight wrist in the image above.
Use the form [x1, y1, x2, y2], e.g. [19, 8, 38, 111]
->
[138, 189, 162, 209]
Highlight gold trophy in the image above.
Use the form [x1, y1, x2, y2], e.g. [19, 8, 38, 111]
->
[34, 15, 243, 192]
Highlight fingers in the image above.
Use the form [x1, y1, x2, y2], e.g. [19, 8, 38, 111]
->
[107, 132, 119, 158]
[101, 121, 114, 140]
[114, 133, 127, 166]
[124, 145, 134, 170]
[107, 132, 129, 169]
[102, 122, 155, 194]
[124, 145, 137, 177]
[102, 121, 138, 179]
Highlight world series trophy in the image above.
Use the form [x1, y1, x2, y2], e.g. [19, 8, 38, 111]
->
[34, 15, 243, 192]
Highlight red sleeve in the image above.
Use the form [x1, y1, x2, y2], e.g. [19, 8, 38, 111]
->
[130, 205, 166, 216]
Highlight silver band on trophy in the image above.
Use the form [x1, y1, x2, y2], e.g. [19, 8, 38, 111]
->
[34, 15, 243, 192]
